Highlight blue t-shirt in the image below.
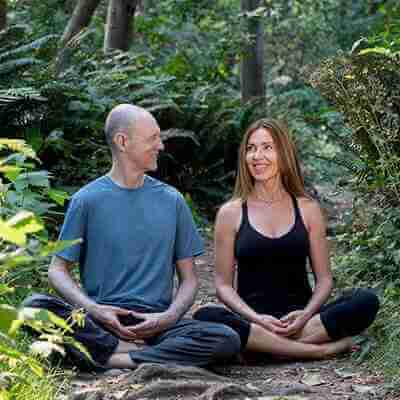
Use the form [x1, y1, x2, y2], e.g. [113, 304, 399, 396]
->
[57, 175, 204, 312]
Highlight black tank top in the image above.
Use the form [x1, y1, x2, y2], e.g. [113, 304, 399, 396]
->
[234, 195, 313, 318]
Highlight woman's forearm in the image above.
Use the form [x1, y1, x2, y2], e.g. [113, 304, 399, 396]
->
[216, 284, 261, 323]
[303, 276, 333, 318]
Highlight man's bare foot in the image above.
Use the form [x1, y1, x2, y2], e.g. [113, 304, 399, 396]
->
[114, 340, 143, 353]
[105, 353, 138, 369]
[104, 340, 143, 369]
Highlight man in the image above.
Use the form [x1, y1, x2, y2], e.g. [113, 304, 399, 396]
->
[23, 104, 240, 370]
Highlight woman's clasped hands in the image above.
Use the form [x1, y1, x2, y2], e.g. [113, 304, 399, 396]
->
[255, 309, 311, 337]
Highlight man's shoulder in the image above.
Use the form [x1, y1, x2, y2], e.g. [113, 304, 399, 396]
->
[145, 176, 184, 201]
[70, 176, 111, 204]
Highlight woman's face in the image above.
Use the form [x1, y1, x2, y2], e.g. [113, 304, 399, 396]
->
[245, 128, 280, 183]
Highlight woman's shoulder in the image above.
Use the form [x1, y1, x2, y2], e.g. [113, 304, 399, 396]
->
[297, 195, 319, 208]
[218, 198, 242, 215]
[216, 199, 243, 226]
[296, 196, 325, 226]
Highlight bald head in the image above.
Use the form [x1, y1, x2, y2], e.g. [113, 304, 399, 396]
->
[104, 104, 154, 150]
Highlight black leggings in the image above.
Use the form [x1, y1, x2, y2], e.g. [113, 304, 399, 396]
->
[193, 288, 380, 350]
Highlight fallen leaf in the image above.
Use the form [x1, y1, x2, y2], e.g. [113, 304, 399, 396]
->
[334, 368, 359, 379]
[246, 383, 260, 391]
[129, 384, 144, 390]
[352, 384, 376, 394]
[113, 389, 128, 399]
[301, 372, 326, 386]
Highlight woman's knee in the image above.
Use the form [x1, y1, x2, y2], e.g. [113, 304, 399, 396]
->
[354, 288, 380, 318]
[323, 288, 380, 339]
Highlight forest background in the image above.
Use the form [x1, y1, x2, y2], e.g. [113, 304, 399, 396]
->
[0, 0, 399, 399]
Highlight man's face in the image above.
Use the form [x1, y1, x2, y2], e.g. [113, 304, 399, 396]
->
[125, 116, 164, 172]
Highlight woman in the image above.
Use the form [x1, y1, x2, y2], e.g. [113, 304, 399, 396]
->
[193, 119, 379, 360]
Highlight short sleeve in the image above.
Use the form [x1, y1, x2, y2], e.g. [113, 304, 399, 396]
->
[56, 195, 87, 263]
[174, 195, 204, 261]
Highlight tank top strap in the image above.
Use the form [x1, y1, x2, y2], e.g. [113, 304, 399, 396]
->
[242, 200, 249, 224]
[291, 194, 301, 223]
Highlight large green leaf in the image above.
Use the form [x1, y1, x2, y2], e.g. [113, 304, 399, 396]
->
[0, 165, 22, 181]
[39, 239, 82, 257]
[0, 139, 38, 160]
[20, 308, 73, 333]
[47, 188, 69, 206]
[6, 211, 44, 234]
[14, 170, 50, 190]
[0, 305, 18, 335]
[0, 285, 14, 296]
[1, 255, 34, 269]
[0, 219, 26, 245]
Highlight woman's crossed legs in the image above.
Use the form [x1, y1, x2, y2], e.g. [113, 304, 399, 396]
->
[193, 288, 379, 360]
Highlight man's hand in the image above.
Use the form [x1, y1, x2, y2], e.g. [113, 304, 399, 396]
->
[126, 310, 177, 339]
[256, 314, 289, 335]
[89, 304, 138, 341]
[279, 310, 310, 337]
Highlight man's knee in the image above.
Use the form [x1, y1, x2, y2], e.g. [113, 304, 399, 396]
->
[22, 293, 74, 321]
[208, 323, 241, 360]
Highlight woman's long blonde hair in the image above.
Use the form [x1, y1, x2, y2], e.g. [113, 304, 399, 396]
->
[233, 118, 308, 200]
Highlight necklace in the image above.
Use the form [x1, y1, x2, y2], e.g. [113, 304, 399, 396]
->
[255, 190, 285, 206]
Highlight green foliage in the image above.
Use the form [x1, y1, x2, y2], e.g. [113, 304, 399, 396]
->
[0, 141, 90, 399]
[309, 43, 400, 202]
[315, 10, 400, 385]
[333, 203, 400, 385]
[334, 202, 400, 285]
[263, 0, 381, 82]
[3, 0, 387, 208]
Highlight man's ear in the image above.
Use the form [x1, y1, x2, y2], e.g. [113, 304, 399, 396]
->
[113, 132, 127, 152]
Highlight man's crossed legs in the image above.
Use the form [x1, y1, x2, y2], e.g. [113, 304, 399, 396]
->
[22, 294, 241, 371]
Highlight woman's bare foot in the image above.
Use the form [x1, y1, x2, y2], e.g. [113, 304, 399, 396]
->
[323, 337, 353, 358]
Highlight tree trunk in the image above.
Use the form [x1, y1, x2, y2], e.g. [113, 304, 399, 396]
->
[144, 0, 154, 11]
[60, 0, 101, 47]
[104, 0, 139, 52]
[0, 0, 7, 31]
[241, 0, 265, 103]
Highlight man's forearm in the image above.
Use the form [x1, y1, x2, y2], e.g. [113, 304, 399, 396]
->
[165, 278, 198, 322]
[48, 258, 98, 313]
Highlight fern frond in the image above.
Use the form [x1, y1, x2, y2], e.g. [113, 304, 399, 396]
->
[0, 88, 42, 98]
[332, 154, 371, 182]
[0, 139, 38, 160]
[0, 58, 42, 76]
[0, 35, 58, 62]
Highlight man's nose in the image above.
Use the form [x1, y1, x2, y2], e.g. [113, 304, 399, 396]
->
[159, 139, 165, 151]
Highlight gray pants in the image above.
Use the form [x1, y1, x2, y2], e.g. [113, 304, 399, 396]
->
[22, 294, 240, 371]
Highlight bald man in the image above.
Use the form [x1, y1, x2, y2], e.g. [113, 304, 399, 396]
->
[23, 104, 240, 371]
